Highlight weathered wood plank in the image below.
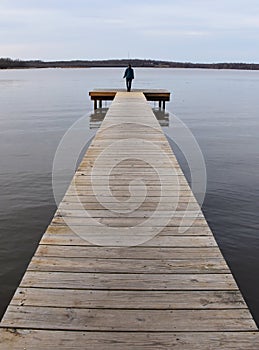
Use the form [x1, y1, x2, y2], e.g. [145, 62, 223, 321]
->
[11, 288, 246, 309]
[58, 201, 201, 211]
[50, 216, 208, 227]
[1, 329, 259, 350]
[66, 188, 192, 196]
[55, 209, 204, 218]
[39, 234, 218, 247]
[35, 245, 223, 259]
[20, 271, 238, 290]
[40, 233, 217, 248]
[74, 168, 184, 176]
[66, 190, 193, 201]
[62, 194, 198, 203]
[44, 223, 212, 236]
[2, 306, 256, 331]
[27, 256, 229, 274]
[77, 161, 180, 168]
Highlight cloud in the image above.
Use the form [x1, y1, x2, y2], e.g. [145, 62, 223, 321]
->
[0, 0, 259, 62]
[143, 29, 209, 38]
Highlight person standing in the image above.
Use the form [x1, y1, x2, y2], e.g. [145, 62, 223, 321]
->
[123, 64, 134, 92]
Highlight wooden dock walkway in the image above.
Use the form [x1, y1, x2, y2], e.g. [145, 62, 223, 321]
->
[0, 92, 258, 349]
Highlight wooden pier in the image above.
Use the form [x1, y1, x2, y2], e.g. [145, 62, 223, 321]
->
[89, 88, 170, 109]
[0, 92, 258, 349]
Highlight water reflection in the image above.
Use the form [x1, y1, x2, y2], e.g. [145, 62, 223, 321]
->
[153, 108, 169, 127]
[89, 107, 169, 128]
[89, 108, 109, 129]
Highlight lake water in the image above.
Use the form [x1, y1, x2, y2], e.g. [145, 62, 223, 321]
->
[0, 68, 259, 325]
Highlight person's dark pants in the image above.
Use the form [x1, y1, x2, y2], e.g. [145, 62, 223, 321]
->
[126, 78, 132, 92]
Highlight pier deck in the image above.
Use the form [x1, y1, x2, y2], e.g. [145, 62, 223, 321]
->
[0, 92, 258, 349]
[89, 88, 170, 109]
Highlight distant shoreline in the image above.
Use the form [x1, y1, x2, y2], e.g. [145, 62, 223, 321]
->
[1, 58, 259, 71]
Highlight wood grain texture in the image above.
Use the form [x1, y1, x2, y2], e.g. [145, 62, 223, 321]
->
[35, 245, 223, 259]
[11, 288, 246, 309]
[20, 271, 239, 290]
[2, 306, 255, 331]
[27, 256, 229, 274]
[1, 329, 259, 350]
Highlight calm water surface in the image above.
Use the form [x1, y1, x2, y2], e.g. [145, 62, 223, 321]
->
[0, 68, 259, 324]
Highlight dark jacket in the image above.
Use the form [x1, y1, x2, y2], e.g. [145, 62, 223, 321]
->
[123, 67, 134, 80]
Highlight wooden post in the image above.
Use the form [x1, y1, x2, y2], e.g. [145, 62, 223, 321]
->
[94, 100, 97, 110]
[159, 101, 162, 109]
[99, 100, 102, 108]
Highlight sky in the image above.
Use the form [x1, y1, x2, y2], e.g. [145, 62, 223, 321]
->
[0, 0, 259, 63]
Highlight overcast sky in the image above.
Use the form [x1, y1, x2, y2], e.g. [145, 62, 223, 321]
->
[1, 0, 259, 62]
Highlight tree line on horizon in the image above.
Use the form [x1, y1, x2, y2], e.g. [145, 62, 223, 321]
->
[0, 57, 259, 70]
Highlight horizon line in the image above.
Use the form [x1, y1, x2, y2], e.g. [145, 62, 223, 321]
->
[1, 57, 259, 65]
